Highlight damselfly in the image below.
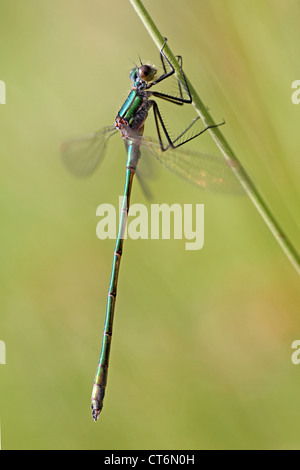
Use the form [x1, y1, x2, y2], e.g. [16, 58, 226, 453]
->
[62, 39, 239, 421]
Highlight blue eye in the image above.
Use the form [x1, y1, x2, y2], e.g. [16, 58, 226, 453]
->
[129, 67, 139, 82]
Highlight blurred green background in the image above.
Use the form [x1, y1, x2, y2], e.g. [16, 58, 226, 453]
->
[0, 0, 300, 450]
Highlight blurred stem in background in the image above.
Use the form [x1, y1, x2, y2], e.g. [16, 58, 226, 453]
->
[130, 0, 300, 276]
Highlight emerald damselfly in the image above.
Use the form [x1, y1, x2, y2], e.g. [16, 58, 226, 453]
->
[62, 39, 239, 421]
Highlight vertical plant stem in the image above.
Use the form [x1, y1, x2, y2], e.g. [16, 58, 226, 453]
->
[129, 0, 300, 276]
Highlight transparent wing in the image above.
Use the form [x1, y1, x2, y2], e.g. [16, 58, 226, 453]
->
[135, 144, 158, 201]
[61, 126, 117, 177]
[135, 170, 154, 201]
[139, 136, 243, 194]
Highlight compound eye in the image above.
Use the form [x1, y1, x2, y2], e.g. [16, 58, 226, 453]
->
[138, 65, 157, 82]
[129, 67, 139, 82]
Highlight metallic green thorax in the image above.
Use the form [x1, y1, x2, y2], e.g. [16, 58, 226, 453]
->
[118, 88, 143, 125]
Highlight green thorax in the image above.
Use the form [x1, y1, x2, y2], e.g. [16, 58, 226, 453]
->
[118, 88, 143, 125]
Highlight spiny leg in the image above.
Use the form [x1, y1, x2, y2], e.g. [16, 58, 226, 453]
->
[171, 120, 226, 149]
[158, 53, 186, 105]
[147, 38, 175, 87]
[148, 40, 192, 105]
[159, 49, 185, 102]
[148, 37, 190, 99]
[151, 100, 173, 150]
[151, 98, 225, 151]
